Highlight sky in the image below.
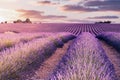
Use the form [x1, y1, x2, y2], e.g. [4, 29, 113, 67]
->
[0, 0, 120, 23]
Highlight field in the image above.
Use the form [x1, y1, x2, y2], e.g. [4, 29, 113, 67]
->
[0, 23, 120, 35]
[0, 23, 120, 80]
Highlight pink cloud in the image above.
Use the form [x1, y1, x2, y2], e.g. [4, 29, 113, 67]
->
[17, 9, 44, 18]
[17, 9, 67, 19]
[37, 1, 57, 5]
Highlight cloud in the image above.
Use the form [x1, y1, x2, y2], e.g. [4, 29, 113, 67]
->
[17, 9, 67, 19]
[88, 16, 119, 19]
[17, 9, 44, 18]
[67, 19, 94, 23]
[37, 1, 57, 5]
[61, 0, 120, 12]
[41, 15, 67, 19]
[61, 5, 98, 12]
[84, 0, 120, 11]
[85, 0, 120, 7]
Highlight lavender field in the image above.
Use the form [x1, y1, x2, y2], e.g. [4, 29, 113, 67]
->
[0, 23, 120, 35]
[0, 23, 120, 80]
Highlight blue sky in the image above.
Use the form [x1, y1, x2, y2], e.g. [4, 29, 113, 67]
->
[0, 0, 120, 23]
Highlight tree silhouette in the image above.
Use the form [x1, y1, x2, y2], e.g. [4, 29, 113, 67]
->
[24, 18, 32, 23]
[95, 21, 111, 24]
[13, 18, 32, 23]
[5, 21, 7, 24]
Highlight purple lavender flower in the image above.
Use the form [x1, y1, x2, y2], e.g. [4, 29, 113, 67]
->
[50, 32, 117, 80]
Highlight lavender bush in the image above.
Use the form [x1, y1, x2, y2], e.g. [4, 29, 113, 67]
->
[97, 32, 120, 52]
[0, 32, 54, 51]
[50, 32, 117, 80]
[0, 32, 75, 79]
[57, 32, 76, 43]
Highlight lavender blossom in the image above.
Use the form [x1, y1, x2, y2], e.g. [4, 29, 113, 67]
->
[97, 32, 120, 52]
[0, 32, 75, 79]
[50, 32, 118, 80]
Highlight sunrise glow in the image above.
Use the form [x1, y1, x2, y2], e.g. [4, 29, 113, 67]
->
[0, 0, 120, 23]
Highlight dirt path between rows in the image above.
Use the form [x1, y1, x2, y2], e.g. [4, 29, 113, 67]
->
[30, 40, 73, 80]
[99, 40, 120, 79]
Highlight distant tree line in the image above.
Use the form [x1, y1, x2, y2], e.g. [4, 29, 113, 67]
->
[0, 18, 32, 24]
[13, 18, 32, 23]
[1, 21, 7, 24]
[95, 21, 111, 24]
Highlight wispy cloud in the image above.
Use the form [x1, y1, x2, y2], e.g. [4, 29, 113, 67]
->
[37, 1, 57, 5]
[61, 0, 120, 12]
[61, 5, 98, 12]
[41, 15, 67, 19]
[67, 19, 94, 23]
[16, 9, 44, 19]
[84, 0, 120, 11]
[88, 16, 119, 19]
[17, 9, 67, 19]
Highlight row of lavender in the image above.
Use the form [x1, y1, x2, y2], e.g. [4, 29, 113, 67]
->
[64, 24, 103, 36]
[0, 33, 55, 51]
[35, 23, 120, 36]
[97, 32, 120, 52]
[0, 32, 75, 79]
[1, 23, 120, 36]
[63, 24, 120, 36]
[49, 32, 118, 80]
